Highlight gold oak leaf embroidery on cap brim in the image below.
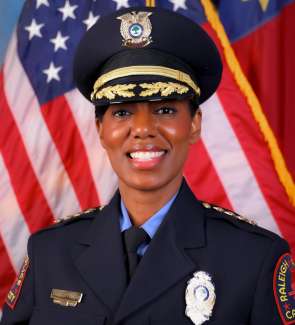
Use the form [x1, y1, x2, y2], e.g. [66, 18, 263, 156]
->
[139, 82, 189, 97]
[92, 84, 136, 100]
[91, 82, 190, 101]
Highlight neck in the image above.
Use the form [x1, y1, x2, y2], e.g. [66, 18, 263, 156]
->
[119, 177, 183, 227]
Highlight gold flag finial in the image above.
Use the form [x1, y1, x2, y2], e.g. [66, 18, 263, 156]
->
[241, 0, 270, 11]
[259, 0, 270, 11]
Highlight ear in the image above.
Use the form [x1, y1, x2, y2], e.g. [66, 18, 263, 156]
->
[189, 109, 202, 144]
[95, 119, 106, 149]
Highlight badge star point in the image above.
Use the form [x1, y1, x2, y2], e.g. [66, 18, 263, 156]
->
[36, 0, 49, 9]
[58, 0, 78, 21]
[43, 62, 62, 83]
[113, 0, 129, 10]
[169, 0, 187, 11]
[25, 19, 44, 40]
[50, 31, 69, 52]
[83, 11, 100, 30]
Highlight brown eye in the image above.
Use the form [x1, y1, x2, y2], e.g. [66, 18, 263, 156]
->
[112, 109, 132, 118]
[155, 107, 177, 115]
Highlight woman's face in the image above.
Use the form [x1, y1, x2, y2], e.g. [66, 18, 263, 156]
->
[97, 99, 201, 192]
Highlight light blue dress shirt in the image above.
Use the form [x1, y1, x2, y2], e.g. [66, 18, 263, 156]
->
[120, 193, 178, 256]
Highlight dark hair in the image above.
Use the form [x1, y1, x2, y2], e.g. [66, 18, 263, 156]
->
[95, 97, 199, 121]
[95, 105, 109, 121]
[188, 98, 199, 117]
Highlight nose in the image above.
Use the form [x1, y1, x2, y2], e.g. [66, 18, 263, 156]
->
[130, 106, 156, 139]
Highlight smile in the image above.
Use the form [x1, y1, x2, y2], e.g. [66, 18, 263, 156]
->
[129, 151, 166, 160]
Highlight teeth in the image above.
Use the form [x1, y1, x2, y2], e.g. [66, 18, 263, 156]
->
[130, 151, 165, 160]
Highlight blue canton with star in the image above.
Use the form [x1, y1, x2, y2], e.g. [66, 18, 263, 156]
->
[17, 0, 146, 105]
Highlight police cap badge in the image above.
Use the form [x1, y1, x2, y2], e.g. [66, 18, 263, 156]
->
[117, 11, 153, 48]
[73, 7, 222, 113]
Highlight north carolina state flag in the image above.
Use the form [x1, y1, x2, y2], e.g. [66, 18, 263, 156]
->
[216, 0, 295, 180]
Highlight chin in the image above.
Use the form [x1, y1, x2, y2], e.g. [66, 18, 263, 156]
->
[122, 178, 164, 192]
[119, 173, 182, 192]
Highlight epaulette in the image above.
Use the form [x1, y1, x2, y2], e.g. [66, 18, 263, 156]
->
[32, 206, 105, 237]
[201, 202, 257, 226]
[54, 206, 104, 224]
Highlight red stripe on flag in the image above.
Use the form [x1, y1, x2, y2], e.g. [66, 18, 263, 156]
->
[41, 96, 100, 210]
[216, 64, 295, 251]
[0, 237, 17, 309]
[0, 71, 55, 232]
[232, 2, 295, 180]
[184, 140, 233, 209]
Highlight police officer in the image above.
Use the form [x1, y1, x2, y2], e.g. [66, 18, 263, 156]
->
[1, 6, 292, 325]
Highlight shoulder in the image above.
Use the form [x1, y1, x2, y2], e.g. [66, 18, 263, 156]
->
[200, 201, 289, 275]
[28, 206, 105, 253]
[32, 206, 103, 238]
[54, 206, 103, 225]
[201, 201, 288, 246]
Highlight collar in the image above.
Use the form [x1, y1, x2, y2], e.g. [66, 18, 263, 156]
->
[120, 192, 178, 239]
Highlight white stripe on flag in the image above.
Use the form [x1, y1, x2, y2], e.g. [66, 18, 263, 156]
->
[201, 94, 280, 234]
[0, 154, 30, 273]
[4, 32, 80, 218]
[65, 90, 118, 204]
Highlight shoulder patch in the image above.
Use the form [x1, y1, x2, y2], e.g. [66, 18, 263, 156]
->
[273, 253, 295, 324]
[6, 255, 29, 309]
[201, 202, 257, 226]
[54, 206, 102, 224]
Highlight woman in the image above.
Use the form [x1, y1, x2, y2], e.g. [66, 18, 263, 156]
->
[1, 6, 291, 325]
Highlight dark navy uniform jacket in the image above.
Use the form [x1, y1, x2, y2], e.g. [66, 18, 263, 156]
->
[1, 181, 288, 325]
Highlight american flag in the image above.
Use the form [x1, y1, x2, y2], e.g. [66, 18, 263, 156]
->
[0, 0, 294, 317]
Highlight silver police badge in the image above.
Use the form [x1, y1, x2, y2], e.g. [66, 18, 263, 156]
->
[117, 11, 153, 48]
[185, 271, 216, 325]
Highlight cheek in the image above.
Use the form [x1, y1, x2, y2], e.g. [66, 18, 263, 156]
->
[160, 118, 193, 146]
[100, 122, 128, 151]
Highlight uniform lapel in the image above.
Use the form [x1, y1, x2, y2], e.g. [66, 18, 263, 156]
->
[114, 180, 206, 323]
[73, 191, 127, 313]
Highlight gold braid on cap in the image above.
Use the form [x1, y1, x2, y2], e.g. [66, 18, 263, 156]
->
[91, 65, 200, 101]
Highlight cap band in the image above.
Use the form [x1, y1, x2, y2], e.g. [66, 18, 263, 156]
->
[92, 82, 190, 101]
[91, 65, 201, 99]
